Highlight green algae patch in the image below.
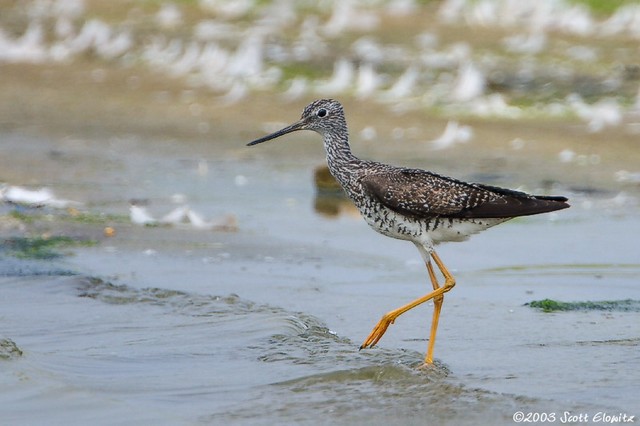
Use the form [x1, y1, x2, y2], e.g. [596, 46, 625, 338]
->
[8, 210, 127, 225]
[526, 298, 640, 313]
[66, 211, 128, 225]
[2, 236, 97, 260]
[570, 0, 640, 16]
[0, 338, 23, 360]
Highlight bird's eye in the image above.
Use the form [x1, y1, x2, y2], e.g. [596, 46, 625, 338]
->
[316, 108, 328, 118]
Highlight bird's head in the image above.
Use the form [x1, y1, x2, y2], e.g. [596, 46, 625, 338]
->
[247, 99, 345, 146]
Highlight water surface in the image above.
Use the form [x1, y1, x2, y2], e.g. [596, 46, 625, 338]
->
[1, 131, 639, 425]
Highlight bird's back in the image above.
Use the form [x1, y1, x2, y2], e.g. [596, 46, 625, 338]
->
[339, 162, 569, 245]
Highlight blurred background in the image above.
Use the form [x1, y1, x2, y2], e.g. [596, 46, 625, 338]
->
[2, 0, 639, 186]
[2, 0, 640, 217]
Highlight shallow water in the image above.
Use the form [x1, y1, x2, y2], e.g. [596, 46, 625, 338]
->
[1, 130, 639, 425]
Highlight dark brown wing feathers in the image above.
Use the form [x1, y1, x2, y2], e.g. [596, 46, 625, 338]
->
[361, 169, 569, 219]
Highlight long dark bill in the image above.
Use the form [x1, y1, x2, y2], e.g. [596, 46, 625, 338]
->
[247, 119, 306, 146]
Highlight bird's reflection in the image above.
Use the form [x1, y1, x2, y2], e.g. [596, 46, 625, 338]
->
[312, 165, 359, 218]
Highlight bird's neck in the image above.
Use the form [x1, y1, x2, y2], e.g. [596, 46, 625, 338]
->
[323, 130, 360, 187]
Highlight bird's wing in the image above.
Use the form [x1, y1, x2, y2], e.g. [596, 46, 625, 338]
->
[360, 168, 495, 218]
[360, 169, 570, 219]
[460, 183, 570, 218]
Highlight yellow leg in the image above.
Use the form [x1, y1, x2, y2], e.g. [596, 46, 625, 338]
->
[360, 249, 456, 364]
[425, 261, 443, 364]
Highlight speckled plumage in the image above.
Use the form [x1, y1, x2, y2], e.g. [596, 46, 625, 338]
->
[248, 98, 570, 365]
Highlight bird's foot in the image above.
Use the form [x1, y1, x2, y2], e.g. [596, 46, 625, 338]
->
[359, 314, 395, 350]
[415, 359, 450, 377]
[416, 360, 435, 370]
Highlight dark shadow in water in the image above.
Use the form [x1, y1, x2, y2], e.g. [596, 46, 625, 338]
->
[0, 253, 76, 277]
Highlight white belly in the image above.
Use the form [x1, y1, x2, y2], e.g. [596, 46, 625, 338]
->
[359, 203, 509, 246]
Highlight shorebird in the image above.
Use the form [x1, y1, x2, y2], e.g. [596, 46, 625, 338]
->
[248, 99, 569, 365]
